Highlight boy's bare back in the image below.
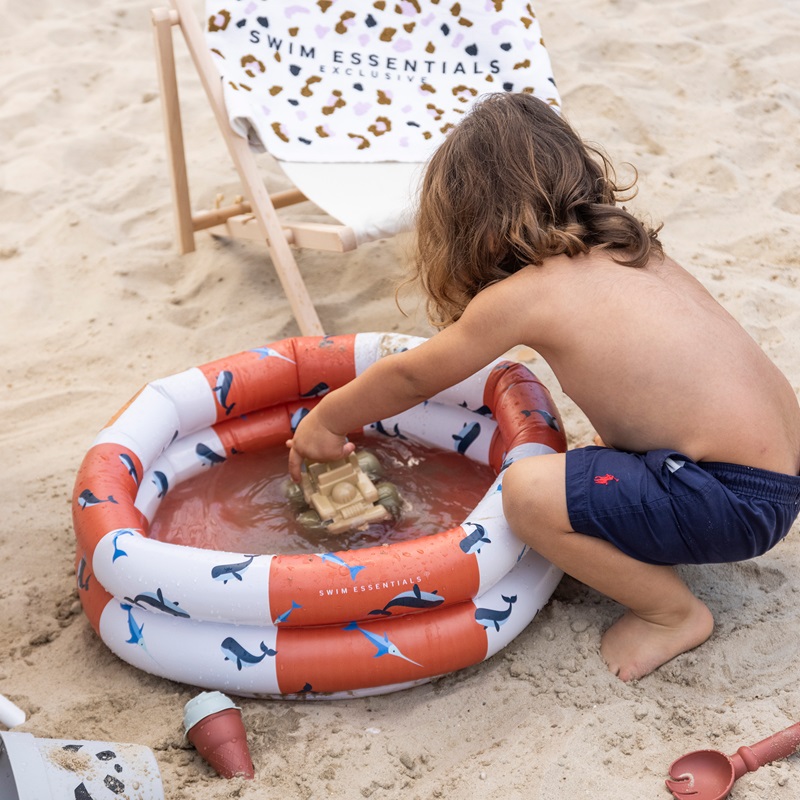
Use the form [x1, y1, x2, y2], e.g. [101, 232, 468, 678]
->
[289, 92, 800, 681]
[480, 250, 800, 476]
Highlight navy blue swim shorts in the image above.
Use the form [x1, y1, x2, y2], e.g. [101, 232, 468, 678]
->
[565, 446, 800, 566]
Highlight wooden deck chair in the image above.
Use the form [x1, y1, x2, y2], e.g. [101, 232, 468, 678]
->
[152, 0, 561, 335]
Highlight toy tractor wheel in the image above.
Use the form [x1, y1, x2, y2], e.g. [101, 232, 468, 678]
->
[295, 509, 327, 533]
[283, 479, 307, 511]
[356, 450, 383, 481]
[375, 482, 402, 519]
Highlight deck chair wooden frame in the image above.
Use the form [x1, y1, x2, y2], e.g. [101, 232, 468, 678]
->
[153, 2, 562, 336]
[152, 0, 359, 336]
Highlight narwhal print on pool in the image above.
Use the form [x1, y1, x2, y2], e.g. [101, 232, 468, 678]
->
[275, 600, 302, 624]
[212, 370, 237, 416]
[221, 637, 277, 670]
[474, 595, 518, 631]
[120, 603, 148, 651]
[211, 555, 258, 584]
[343, 622, 422, 667]
[123, 588, 189, 618]
[452, 421, 481, 454]
[318, 553, 365, 580]
[249, 346, 296, 363]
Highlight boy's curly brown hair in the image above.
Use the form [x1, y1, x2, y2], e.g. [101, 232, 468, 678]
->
[409, 92, 663, 328]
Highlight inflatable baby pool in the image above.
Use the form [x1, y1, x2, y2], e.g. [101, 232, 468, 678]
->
[72, 333, 566, 697]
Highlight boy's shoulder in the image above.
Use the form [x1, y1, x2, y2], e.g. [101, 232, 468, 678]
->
[487, 250, 705, 323]
[530, 250, 691, 289]
[502, 251, 635, 293]
[484, 250, 692, 307]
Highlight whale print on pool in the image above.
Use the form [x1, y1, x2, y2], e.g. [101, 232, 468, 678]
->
[221, 637, 278, 670]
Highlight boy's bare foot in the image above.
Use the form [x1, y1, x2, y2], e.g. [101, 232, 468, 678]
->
[600, 600, 714, 682]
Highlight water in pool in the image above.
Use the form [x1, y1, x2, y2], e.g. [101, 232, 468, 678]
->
[148, 435, 495, 554]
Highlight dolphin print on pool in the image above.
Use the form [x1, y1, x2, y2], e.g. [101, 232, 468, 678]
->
[317, 552, 366, 581]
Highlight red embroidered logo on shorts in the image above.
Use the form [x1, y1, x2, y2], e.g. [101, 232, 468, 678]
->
[593, 474, 619, 485]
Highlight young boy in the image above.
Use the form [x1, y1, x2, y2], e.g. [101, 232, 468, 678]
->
[288, 93, 800, 681]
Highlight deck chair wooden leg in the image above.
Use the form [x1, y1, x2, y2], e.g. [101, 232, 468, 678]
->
[166, 0, 325, 336]
[152, 8, 195, 255]
[224, 141, 326, 336]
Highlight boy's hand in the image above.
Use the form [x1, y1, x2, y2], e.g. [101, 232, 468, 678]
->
[286, 412, 355, 483]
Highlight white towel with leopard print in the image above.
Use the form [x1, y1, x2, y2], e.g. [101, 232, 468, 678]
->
[206, 0, 561, 163]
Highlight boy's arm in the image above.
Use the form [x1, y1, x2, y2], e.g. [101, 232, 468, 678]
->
[287, 285, 524, 481]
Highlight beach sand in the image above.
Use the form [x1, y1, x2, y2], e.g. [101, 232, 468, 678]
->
[2, 1, 799, 797]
